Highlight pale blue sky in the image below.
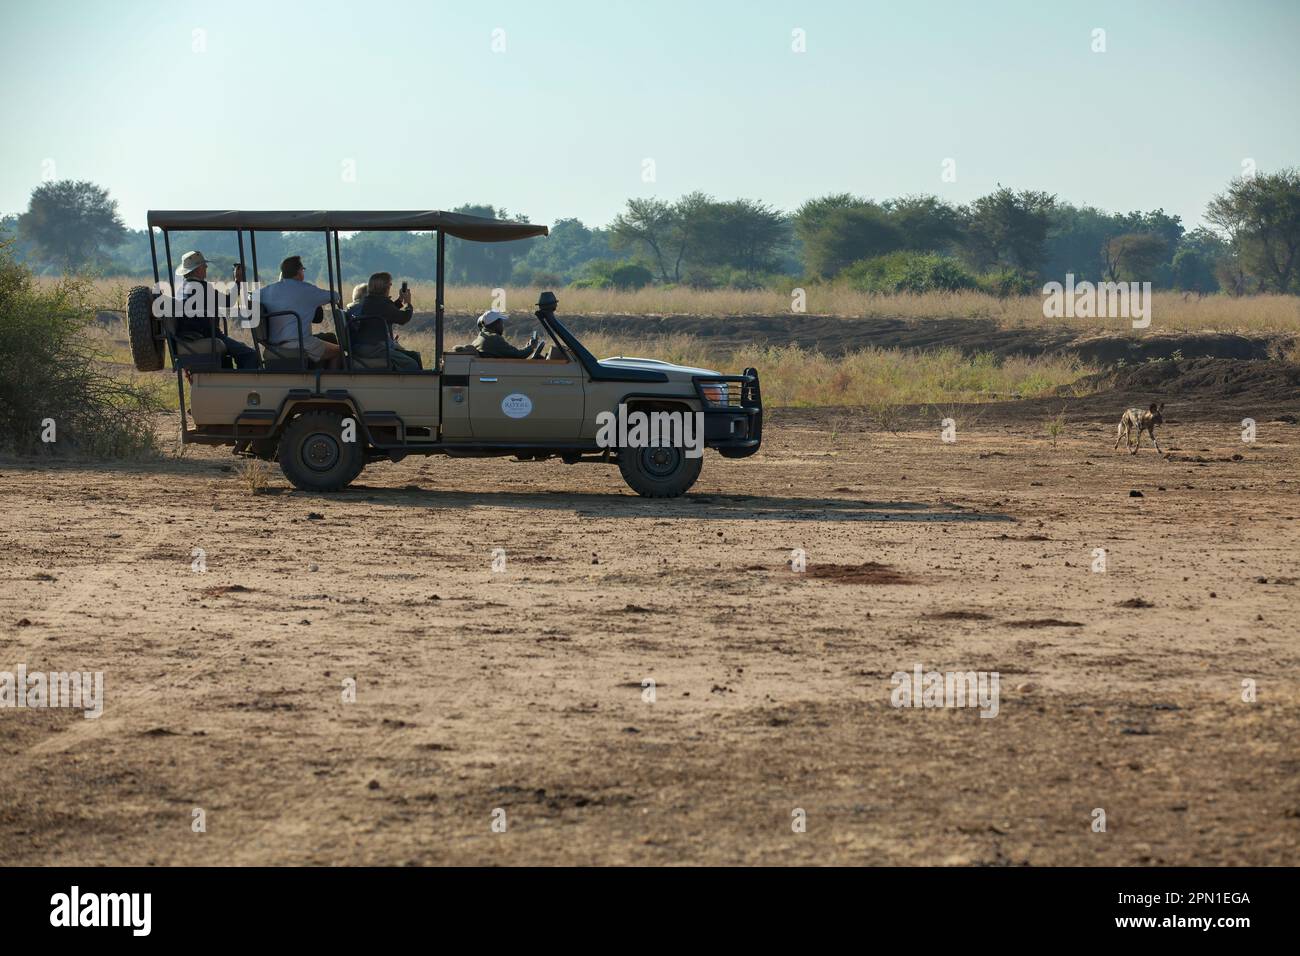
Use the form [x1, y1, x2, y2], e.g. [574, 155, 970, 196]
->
[1, 0, 1295, 230]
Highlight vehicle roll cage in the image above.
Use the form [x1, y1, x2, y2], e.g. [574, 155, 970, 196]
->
[146, 209, 549, 376]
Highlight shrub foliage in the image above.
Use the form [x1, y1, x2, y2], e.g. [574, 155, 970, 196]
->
[0, 243, 160, 457]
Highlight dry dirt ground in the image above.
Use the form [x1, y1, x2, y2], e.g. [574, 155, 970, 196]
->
[1, 410, 1297, 866]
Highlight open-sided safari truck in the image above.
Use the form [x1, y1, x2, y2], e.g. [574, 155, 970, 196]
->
[127, 210, 761, 496]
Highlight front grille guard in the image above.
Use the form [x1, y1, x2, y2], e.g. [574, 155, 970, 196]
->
[692, 368, 761, 410]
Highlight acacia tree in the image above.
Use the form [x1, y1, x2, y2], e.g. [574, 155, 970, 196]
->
[1170, 227, 1226, 294]
[1101, 233, 1169, 282]
[670, 192, 717, 281]
[960, 186, 1056, 276]
[794, 194, 901, 277]
[609, 193, 719, 282]
[445, 203, 530, 285]
[610, 197, 679, 282]
[883, 195, 963, 253]
[17, 180, 126, 271]
[1207, 169, 1300, 293]
[692, 198, 789, 276]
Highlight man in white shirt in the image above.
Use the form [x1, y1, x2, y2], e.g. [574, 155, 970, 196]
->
[258, 255, 342, 368]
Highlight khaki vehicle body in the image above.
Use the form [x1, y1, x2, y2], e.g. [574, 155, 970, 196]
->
[134, 209, 761, 496]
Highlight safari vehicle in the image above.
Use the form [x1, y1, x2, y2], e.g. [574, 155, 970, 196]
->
[127, 210, 761, 496]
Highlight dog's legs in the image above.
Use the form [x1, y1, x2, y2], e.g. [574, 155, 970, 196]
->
[1131, 430, 1140, 454]
[1152, 431, 1164, 456]
[1115, 425, 1124, 451]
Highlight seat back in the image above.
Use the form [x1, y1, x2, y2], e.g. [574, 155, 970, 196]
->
[160, 302, 226, 370]
[256, 306, 310, 370]
[344, 306, 394, 370]
[331, 304, 357, 370]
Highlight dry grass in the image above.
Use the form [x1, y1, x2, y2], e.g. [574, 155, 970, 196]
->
[66, 276, 1300, 334]
[401, 326, 1091, 407]
[733, 347, 1087, 407]
[420, 285, 1300, 334]
[89, 310, 1090, 411]
[234, 458, 272, 494]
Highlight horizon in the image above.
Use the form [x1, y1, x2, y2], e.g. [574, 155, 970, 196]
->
[2, 0, 1297, 232]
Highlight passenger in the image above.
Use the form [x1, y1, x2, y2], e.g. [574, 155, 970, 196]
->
[472, 310, 543, 359]
[258, 255, 343, 369]
[174, 250, 259, 369]
[346, 272, 421, 371]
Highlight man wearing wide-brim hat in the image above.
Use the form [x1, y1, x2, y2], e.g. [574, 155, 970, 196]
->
[174, 250, 259, 369]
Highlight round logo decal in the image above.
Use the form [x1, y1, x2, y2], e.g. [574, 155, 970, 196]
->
[501, 393, 533, 418]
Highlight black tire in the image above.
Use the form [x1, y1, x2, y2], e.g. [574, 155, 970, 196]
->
[277, 410, 366, 492]
[617, 446, 703, 498]
[127, 285, 164, 371]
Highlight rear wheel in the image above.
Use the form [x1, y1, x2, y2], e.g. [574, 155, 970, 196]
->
[278, 410, 365, 491]
[618, 445, 702, 498]
[127, 285, 164, 371]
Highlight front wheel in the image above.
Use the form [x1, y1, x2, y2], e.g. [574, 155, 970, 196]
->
[278, 410, 366, 491]
[617, 446, 702, 498]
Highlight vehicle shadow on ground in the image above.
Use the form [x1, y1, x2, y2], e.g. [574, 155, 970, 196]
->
[346, 487, 1016, 523]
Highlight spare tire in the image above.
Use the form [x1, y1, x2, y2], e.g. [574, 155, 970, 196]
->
[127, 285, 164, 371]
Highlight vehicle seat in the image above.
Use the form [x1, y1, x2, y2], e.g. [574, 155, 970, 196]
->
[175, 337, 228, 358]
[255, 307, 312, 370]
[161, 311, 225, 371]
[350, 350, 390, 370]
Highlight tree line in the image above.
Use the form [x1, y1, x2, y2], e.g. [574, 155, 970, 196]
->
[4, 170, 1298, 295]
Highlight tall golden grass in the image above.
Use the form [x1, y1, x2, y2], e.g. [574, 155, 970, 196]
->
[419, 285, 1300, 333]
[87, 310, 1089, 410]
[71, 276, 1300, 334]
[399, 328, 1091, 407]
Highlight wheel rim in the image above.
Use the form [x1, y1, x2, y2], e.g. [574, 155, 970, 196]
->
[302, 432, 341, 472]
[640, 446, 681, 478]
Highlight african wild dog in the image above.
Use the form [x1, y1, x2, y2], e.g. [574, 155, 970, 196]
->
[1114, 403, 1165, 455]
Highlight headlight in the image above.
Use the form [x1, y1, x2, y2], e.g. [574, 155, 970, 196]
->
[699, 382, 729, 406]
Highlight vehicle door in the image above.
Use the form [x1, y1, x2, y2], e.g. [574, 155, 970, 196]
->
[468, 354, 584, 439]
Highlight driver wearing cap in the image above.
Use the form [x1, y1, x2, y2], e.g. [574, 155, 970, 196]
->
[471, 310, 543, 359]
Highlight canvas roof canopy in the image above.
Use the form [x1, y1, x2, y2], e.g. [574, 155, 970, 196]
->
[146, 210, 548, 242]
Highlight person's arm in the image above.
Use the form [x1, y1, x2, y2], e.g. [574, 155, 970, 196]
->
[310, 284, 341, 308]
[386, 298, 414, 326]
[499, 337, 537, 359]
[227, 265, 247, 313]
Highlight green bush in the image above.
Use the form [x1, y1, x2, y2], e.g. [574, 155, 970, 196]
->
[609, 263, 654, 290]
[572, 258, 656, 291]
[680, 265, 776, 291]
[841, 252, 979, 294]
[682, 267, 720, 290]
[511, 267, 564, 289]
[0, 243, 160, 457]
[978, 268, 1037, 297]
